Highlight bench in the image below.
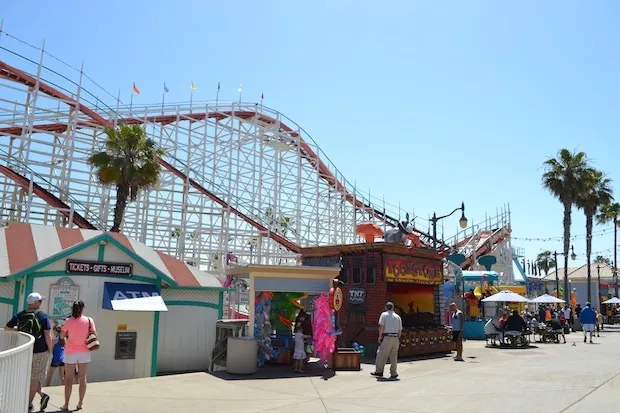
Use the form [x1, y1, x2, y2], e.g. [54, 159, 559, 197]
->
[485, 333, 502, 347]
[504, 331, 530, 348]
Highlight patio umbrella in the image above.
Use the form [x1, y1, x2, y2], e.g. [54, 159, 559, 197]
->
[528, 294, 566, 304]
[602, 297, 620, 304]
[481, 290, 530, 303]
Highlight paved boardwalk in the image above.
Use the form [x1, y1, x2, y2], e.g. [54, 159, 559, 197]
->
[39, 326, 620, 413]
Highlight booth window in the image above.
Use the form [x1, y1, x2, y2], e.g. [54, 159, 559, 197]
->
[366, 266, 376, 285]
[115, 332, 137, 360]
[352, 267, 362, 284]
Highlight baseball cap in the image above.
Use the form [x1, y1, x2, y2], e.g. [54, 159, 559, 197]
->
[27, 292, 45, 304]
[385, 301, 394, 309]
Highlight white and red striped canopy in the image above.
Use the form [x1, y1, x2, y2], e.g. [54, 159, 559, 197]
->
[0, 223, 221, 288]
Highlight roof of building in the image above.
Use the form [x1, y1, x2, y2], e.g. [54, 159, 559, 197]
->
[542, 263, 616, 282]
[0, 223, 222, 288]
[300, 242, 443, 260]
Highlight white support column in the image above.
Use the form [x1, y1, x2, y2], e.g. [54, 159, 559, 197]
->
[296, 129, 302, 248]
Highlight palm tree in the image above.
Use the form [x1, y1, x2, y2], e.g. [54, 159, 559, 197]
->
[594, 255, 611, 265]
[596, 202, 620, 297]
[89, 125, 165, 232]
[535, 251, 556, 275]
[576, 169, 613, 302]
[542, 149, 590, 302]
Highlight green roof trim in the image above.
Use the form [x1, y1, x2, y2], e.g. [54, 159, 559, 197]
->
[2, 233, 179, 288]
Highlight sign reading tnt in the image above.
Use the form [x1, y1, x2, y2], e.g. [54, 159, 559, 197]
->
[66, 260, 133, 276]
[384, 255, 442, 285]
[348, 289, 366, 304]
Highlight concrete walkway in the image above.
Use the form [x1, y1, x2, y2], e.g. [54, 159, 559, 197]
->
[39, 326, 620, 413]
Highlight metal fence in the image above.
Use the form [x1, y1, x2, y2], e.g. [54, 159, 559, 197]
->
[0, 331, 33, 413]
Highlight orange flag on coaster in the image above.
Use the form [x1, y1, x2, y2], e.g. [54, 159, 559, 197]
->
[133, 82, 140, 95]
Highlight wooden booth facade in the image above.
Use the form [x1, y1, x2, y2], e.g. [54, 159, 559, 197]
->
[301, 243, 455, 357]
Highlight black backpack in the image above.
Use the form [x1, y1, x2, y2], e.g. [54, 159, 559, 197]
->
[17, 310, 43, 340]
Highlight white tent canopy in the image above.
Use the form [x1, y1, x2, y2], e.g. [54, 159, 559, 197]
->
[602, 297, 620, 304]
[528, 294, 566, 304]
[481, 290, 530, 303]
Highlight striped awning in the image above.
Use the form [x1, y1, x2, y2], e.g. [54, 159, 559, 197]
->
[0, 223, 222, 288]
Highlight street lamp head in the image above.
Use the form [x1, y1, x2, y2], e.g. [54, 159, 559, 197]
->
[570, 245, 576, 261]
[459, 202, 468, 229]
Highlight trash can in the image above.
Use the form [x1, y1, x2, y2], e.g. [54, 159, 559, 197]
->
[226, 337, 257, 374]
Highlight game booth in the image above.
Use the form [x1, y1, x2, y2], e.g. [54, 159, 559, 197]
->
[224, 265, 344, 371]
[443, 271, 529, 340]
[301, 242, 455, 358]
[443, 270, 500, 339]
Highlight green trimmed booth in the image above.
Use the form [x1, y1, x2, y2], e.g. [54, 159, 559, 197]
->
[0, 223, 227, 383]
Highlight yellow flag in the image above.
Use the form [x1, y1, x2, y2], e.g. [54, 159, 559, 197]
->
[190, 81, 197, 92]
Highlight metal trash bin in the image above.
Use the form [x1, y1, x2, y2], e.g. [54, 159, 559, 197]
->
[226, 337, 257, 375]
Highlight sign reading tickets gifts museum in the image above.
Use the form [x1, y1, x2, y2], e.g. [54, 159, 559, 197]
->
[384, 255, 442, 285]
[66, 260, 133, 276]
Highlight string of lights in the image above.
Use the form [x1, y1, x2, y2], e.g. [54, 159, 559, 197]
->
[512, 227, 614, 242]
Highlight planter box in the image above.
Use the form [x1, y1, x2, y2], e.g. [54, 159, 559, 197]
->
[334, 348, 361, 371]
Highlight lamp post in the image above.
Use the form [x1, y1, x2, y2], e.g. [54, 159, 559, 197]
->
[554, 246, 577, 303]
[431, 202, 468, 248]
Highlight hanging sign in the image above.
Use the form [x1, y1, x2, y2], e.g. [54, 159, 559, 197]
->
[348, 288, 366, 304]
[66, 260, 133, 276]
[384, 255, 442, 285]
[330, 287, 343, 311]
[49, 277, 80, 319]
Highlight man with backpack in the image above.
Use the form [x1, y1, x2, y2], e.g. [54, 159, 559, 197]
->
[4, 293, 53, 412]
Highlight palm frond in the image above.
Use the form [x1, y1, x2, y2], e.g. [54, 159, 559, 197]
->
[89, 124, 166, 208]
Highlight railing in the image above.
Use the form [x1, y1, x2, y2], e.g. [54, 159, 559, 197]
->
[0, 147, 105, 230]
[210, 320, 248, 372]
[0, 331, 34, 413]
[444, 206, 511, 248]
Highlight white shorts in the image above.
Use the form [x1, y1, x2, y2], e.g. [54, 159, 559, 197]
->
[64, 352, 91, 364]
[583, 324, 595, 332]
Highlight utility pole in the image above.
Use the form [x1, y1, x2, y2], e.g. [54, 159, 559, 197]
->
[554, 251, 560, 299]
[597, 264, 602, 312]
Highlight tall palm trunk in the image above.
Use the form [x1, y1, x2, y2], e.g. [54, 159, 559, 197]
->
[563, 200, 571, 302]
[585, 211, 593, 303]
[111, 185, 128, 232]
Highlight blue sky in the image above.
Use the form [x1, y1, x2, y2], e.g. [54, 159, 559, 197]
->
[2, 1, 620, 267]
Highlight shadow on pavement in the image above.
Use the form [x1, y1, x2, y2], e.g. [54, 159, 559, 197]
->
[366, 353, 454, 364]
[210, 361, 338, 381]
[484, 344, 541, 350]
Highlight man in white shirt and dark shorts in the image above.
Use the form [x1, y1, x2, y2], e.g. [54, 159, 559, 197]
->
[371, 302, 402, 379]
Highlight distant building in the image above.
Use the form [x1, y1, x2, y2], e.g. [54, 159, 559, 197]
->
[543, 263, 617, 307]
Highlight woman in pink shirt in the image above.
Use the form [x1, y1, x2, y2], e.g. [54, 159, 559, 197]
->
[60, 300, 96, 411]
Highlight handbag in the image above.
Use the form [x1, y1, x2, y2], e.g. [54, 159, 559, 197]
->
[86, 317, 100, 351]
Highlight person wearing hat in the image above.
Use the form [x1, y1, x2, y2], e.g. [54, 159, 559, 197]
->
[4, 292, 53, 412]
[371, 301, 402, 379]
